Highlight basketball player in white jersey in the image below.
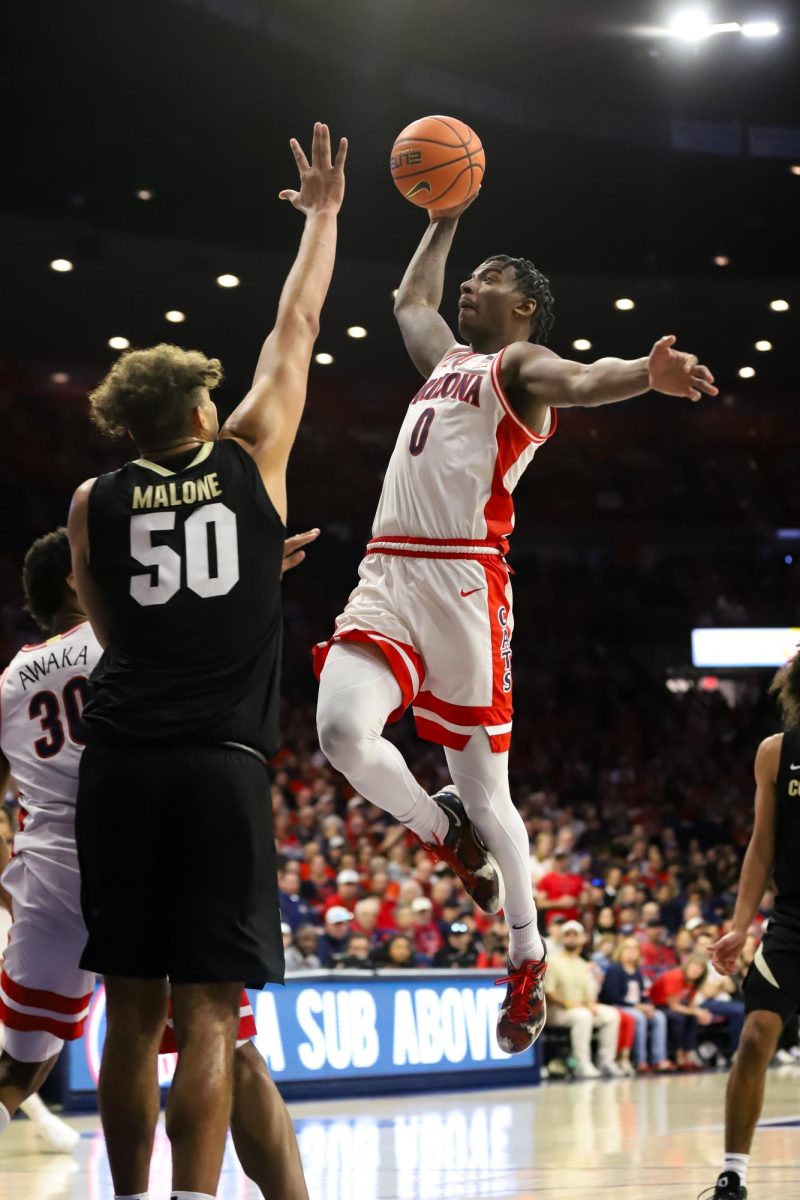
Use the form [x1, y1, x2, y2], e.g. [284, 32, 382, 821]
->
[0, 528, 315, 1196]
[315, 196, 718, 1052]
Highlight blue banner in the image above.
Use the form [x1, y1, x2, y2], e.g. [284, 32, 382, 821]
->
[67, 971, 538, 1098]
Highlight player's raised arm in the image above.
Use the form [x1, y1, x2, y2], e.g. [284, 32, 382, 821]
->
[500, 334, 718, 430]
[708, 735, 780, 975]
[393, 197, 477, 378]
[221, 123, 347, 519]
[67, 478, 111, 649]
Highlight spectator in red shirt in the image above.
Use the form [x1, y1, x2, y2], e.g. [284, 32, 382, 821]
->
[650, 954, 713, 1069]
[536, 849, 588, 929]
[409, 896, 444, 961]
[322, 869, 363, 916]
[640, 919, 678, 982]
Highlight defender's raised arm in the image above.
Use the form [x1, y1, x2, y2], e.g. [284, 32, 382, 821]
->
[222, 123, 347, 519]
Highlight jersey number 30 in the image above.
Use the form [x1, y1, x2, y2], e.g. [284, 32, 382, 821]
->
[130, 503, 240, 606]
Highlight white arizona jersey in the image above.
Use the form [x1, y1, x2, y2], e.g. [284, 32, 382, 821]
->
[0, 621, 101, 909]
[372, 344, 557, 545]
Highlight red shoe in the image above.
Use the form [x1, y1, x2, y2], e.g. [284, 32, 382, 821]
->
[417, 787, 501, 914]
[636, 1063, 652, 1075]
[495, 949, 548, 1054]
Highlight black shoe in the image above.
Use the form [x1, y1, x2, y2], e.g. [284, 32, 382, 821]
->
[698, 1171, 747, 1199]
[417, 786, 501, 914]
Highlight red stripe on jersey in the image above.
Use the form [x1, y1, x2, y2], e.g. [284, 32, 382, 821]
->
[313, 629, 425, 724]
[1, 969, 93, 1016]
[0, 998, 87, 1041]
[413, 715, 473, 751]
[489, 350, 557, 444]
[484, 350, 557, 545]
[160, 990, 255, 1054]
[483, 558, 515, 722]
[368, 536, 502, 548]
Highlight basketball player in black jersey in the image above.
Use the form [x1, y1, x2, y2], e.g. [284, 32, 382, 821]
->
[699, 652, 800, 1200]
[67, 123, 346, 1200]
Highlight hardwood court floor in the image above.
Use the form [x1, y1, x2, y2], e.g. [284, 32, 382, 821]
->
[3, 1067, 800, 1198]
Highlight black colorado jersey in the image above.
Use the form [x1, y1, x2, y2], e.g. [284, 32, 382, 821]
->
[84, 438, 285, 756]
[773, 728, 800, 917]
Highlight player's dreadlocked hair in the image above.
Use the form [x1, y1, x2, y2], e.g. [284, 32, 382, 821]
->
[22, 528, 72, 634]
[89, 344, 223, 445]
[485, 255, 555, 345]
[770, 649, 800, 732]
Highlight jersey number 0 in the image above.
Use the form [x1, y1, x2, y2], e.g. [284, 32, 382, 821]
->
[129, 503, 240, 606]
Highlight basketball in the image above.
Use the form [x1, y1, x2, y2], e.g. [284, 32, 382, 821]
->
[390, 115, 485, 211]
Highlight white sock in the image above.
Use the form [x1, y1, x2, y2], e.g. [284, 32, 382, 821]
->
[171, 1193, 215, 1199]
[317, 643, 448, 843]
[722, 1154, 749, 1186]
[19, 1092, 51, 1124]
[0, 1100, 10, 1134]
[444, 733, 545, 964]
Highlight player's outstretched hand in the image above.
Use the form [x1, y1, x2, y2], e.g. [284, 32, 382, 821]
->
[279, 123, 347, 216]
[647, 335, 719, 402]
[708, 928, 747, 976]
[428, 190, 480, 223]
[281, 528, 320, 577]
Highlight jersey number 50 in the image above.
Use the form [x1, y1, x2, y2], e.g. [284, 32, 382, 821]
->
[130, 503, 240, 606]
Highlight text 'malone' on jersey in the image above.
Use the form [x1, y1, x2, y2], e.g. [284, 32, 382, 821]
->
[85, 440, 286, 757]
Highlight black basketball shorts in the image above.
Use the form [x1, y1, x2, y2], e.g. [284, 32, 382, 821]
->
[76, 739, 284, 988]
[743, 919, 800, 1025]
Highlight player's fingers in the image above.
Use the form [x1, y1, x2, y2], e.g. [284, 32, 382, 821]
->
[334, 136, 349, 170]
[278, 190, 299, 203]
[289, 138, 310, 173]
[284, 529, 320, 554]
[283, 550, 305, 572]
[684, 353, 698, 370]
[318, 123, 332, 167]
[660, 334, 677, 348]
[693, 378, 719, 396]
[695, 364, 715, 383]
[311, 121, 322, 166]
[687, 386, 701, 402]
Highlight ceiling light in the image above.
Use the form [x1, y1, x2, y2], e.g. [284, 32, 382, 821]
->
[108, 336, 130, 351]
[614, 298, 635, 311]
[164, 310, 185, 323]
[754, 340, 772, 351]
[136, 188, 154, 201]
[315, 352, 334, 365]
[216, 273, 240, 288]
[770, 299, 789, 312]
[713, 255, 730, 267]
[572, 339, 592, 351]
[50, 258, 73, 272]
[669, 9, 713, 39]
[741, 21, 779, 37]
[51, 372, 70, 384]
[790, 166, 800, 176]
[347, 326, 368, 339]
[738, 366, 756, 379]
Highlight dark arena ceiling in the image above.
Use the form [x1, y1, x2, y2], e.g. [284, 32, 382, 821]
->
[1, 0, 797, 393]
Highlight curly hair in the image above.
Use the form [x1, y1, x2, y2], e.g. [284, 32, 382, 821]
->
[89, 344, 223, 445]
[770, 649, 800, 732]
[484, 255, 555, 345]
[22, 528, 72, 633]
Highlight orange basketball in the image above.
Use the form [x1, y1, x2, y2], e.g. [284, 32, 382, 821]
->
[390, 115, 485, 211]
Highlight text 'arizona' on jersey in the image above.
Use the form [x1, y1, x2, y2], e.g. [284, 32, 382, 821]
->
[0, 620, 101, 907]
[85, 439, 285, 757]
[372, 344, 557, 547]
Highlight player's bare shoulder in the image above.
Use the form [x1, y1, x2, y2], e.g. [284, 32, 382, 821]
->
[755, 733, 782, 783]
